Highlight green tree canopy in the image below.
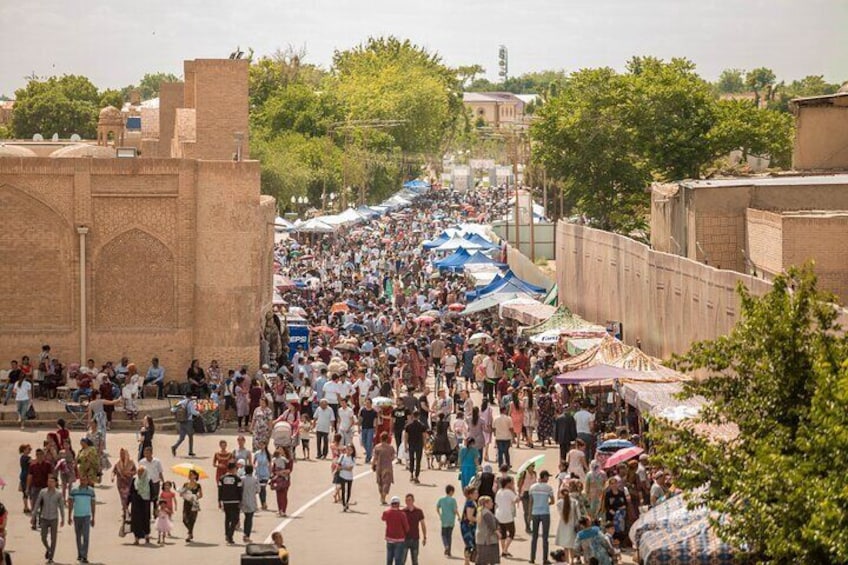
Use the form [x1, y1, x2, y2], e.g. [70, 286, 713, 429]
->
[12, 74, 101, 138]
[659, 266, 848, 563]
[331, 36, 463, 156]
[122, 72, 180, 101]
[715, 68, 746, 94]
[745, 67, 777, 106]
[532, 67, 651, 233]
[709, 99, 794, 167]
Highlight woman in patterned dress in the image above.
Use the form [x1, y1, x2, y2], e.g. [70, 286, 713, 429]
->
[536, 389, 555, 446]
[251, 396, 274, 451]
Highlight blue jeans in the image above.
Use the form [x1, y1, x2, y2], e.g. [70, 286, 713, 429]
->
[172, 421, 194, 454]
[361, 428, 375, 463]
[496, 439, 511, 468]
[441, 526, 453, 552]
[403, 538, 420, 565]
[530, 514, 550, 563]
[74, 516, 91, 560]
[386, 541, 405, 565]
[73, 387, 92, 402]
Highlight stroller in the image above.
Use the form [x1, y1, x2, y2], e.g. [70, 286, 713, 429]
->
[271, 420, 295, 450]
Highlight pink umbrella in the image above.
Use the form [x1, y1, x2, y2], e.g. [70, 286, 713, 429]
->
[602, 446, 644, 469]
[414, 315, 436, 324]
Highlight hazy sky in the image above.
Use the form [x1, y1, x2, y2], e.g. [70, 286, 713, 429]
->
[2, 0, 846, 95]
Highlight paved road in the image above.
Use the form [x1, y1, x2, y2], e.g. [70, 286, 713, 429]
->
[1, 417, 635, 564]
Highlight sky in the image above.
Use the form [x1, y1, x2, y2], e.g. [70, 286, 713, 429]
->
[1, 0, 846, 96]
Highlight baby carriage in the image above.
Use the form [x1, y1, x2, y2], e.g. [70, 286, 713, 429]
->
[271, 420, 295, 450]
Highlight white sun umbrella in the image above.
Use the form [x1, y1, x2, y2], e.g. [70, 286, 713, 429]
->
[468, 332, 493, 345]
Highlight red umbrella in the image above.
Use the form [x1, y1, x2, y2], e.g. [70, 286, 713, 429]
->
[602, 446, 644, 469]
[448, 303, 465, 312]
[414, 315, 436, 324]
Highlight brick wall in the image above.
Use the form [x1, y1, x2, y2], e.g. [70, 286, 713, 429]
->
[745, 208, 783, 275]
[556, 221, 773, 358]
[782, 214, 848, 302]
[191, 59, 249, 161]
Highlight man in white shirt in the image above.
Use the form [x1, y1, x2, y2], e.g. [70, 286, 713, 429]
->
[313, 399, 335, 459]
[574, 402, 596, 459]
[140, 446, 165, 514]
[322, 375, 342, 431]
[352, 372, 372, 410]
[528, 470, 555, 564]
[492, 410, 514, 468]
[336, 397, 356, 446]
[495, 476, 520, 558]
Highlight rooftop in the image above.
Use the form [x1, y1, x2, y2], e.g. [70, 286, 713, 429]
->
[790, 91, 848, 108]
[681, 173, 848, 189]
[463, 92, 523, 103]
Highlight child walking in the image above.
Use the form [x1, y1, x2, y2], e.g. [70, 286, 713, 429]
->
[299, 414, 312, 460]
[155, 500, 172, 544]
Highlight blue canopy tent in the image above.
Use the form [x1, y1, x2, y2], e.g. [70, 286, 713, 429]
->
[464, 251, 507, 268]
[422, 231, 452, 249]
[403, 179, 431, 192]
[466, 270, 546, 300]
[463, 233, 499, 250]
[433, 248, 472, 272]
[356, 205, 381, 219]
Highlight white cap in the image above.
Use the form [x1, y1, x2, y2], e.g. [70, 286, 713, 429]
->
[390, 496, 401, 505]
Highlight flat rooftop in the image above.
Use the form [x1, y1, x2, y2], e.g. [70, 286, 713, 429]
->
[682, 174, 848, 189]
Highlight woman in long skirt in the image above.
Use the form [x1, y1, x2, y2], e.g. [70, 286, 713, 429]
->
[371, 432, 396, 504]
[180, 470, 203, 542]
[129, 466, 152, 544]
[111, 448, 136, 520]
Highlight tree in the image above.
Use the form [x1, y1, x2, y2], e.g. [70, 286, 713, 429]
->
[249, 46, 327, 110]
[531, 67, 651, 233]
[709, 99, 794, 167]
[456, 64, 485, 89]
[98, 88, 124, 110]
[252, 82, 342, 139]
[122, 72, 179, 101]
[745, 67, 776, 107]
[769, 75, 842, 112]
[715, 68, 746, 94]
[331, 36, 463, 157]
[626, 56, 718, 180]
[11, 75, 100, 138]
[659, 266, 848, 563]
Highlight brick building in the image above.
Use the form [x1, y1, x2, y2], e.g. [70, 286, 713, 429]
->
[0, 58, 275, 373]
[651, 90, 848, 303]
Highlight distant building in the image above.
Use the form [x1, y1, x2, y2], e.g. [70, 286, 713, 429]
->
[651, 89, 848, 303]
[463, 92, 531, 127]
[0, 100, 13, 126]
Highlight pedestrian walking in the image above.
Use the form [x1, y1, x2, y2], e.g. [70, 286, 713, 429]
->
[241, 465, 260, 543]
[128, 467, 152, 544]
[436, 484, 460, 557]
[403, 411, 428, 484]
[67, 476, 96, 563]
[170, 393, 198, 457]
[372, 432, 396, 505]
[271, 446, 293, 517]
[528, 470, 555, 564]
[382, 496, 409, 565]
[460, 486, 479, 565]
[179, 470, 203, 543]
[492, 409, 513, 469]
[314, 399, 335, 459]
[475, 495, 500, 565]
[494, 476, 519, 558]
[337, 444, 356, 511]
[218, 462, 243, 545]
[33, 476, 64, 563]
[402, 493, 426, 565]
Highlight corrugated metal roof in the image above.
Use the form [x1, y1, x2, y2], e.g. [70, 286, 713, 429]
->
[682, 174, 848, 189]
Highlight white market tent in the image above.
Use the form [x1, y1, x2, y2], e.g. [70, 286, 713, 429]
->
[295, 218, 336, 233]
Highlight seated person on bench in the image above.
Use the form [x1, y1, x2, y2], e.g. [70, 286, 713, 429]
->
[73, 372, 94, 402]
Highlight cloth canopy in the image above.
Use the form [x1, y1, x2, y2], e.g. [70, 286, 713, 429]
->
[423, 231, 451, 249]
[501, 301, 557, 325]
[555, 363, 685, 386]
[335, 208, 367, 225]
[556, 335, 668, 373]
[630, 493, 709, 547]
[542, 284, 558, 306]
[461, 292, 532, 316]
[638, 511, 736, 565]
[274, 216, 295, 231]
[434, 235, 484, 252]
[433, 248, 473, 272]
[403, 179, 431, 190]
[464, 250, 506, 269]
[296, 218, 336, 233]
[520, 306, 601, 336]
[356, 205, 382, 219]
[462, 233, 499, 250]
[466, 270, 546, 300]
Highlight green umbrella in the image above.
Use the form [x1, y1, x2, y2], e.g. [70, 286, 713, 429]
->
[516, 454, 545, 476]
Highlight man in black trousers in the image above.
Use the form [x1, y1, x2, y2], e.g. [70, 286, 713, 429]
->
[218, 462, 243, 545]
[554, 408, 578, 464]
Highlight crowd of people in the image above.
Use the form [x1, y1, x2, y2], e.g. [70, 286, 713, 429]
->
[1, 185, 678, 565]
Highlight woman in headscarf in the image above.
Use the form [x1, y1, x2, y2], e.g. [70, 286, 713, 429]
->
[536, 388, 555, 446]
[111, 448, 136, 521]
[129, 465, 153, 544]
[584, 460, 607, 521]
[77, 437, 101, 485]
[575, 516, 614, 565]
